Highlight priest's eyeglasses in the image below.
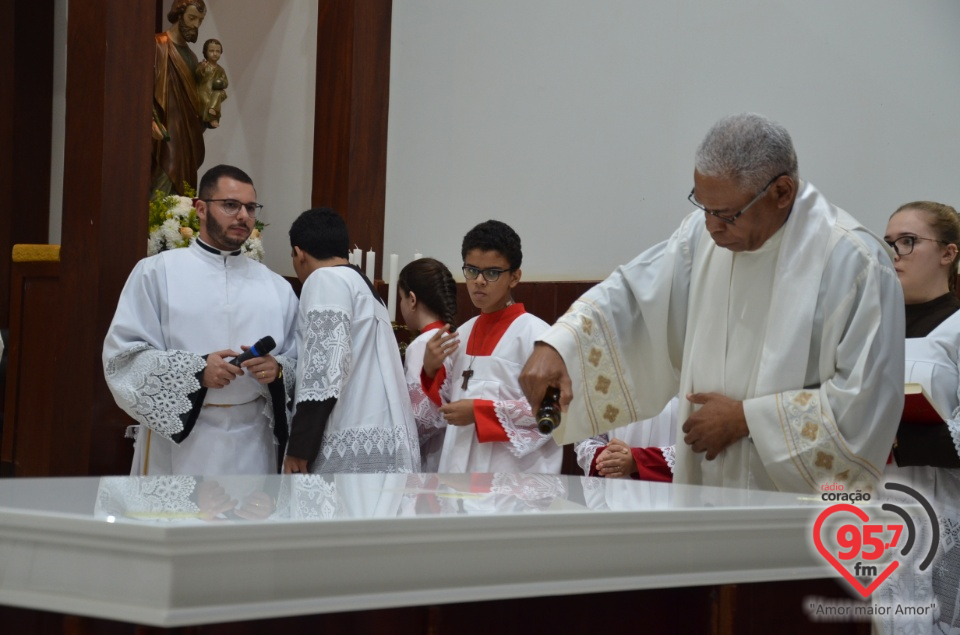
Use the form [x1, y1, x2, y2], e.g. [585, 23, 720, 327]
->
[885, 235, 944, 257]
[463, 265, 514, 282]
[202, 198, 264, 218]
[688, 172, 786, 225]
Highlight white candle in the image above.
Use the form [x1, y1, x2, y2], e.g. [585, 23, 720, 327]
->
[365, 249, 376, 281]
[413, 252, 423, 260]
[386, 253, 400, 321]
[352, 247, 362, 267]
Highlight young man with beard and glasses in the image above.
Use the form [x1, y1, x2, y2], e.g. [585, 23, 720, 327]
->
[104, 165, 298, 476]
[152, 0, 210, 196]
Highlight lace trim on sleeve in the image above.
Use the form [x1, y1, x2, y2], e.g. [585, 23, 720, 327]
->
[316, 425, 420, 474]
[947, 415, 960, 463]
[660, 445, 676, 473]
[258, 352, 297, 435]
[409, 381, 446, 440]
[275, 352, 296, 401]
[575, 433, 609, 475]
[494, 400, 553, 459]
[297, 308, 351, 404]
[104, 343, 205, 440]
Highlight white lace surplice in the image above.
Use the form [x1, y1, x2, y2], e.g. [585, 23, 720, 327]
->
[102, 242, 299, 475]
[295, 267, 419, 473]
[409, 310, 563, 474]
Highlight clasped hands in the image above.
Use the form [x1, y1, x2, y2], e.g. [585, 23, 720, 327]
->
[596, 438, 637, 478]
[202, 346, 280, 388]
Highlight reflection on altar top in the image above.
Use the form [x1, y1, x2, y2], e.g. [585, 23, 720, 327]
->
[81, 473, 818, 524]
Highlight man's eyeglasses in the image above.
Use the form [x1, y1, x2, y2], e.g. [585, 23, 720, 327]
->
[463, 265, 514, 282]
[201, 199, 264, 218]
[885, 235, 945, 257]
[688, 172, 787, 225]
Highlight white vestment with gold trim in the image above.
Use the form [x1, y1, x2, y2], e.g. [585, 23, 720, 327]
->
[541, 181, 904, 493]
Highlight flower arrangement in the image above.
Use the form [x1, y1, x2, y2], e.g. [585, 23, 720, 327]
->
[147, 185, 265, 261]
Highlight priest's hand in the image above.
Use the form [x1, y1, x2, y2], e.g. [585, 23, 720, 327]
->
[423, 325, 459, 378]
[241, 350, 281, 384]
[439, 400, 475, 426]
[203, 349, 243, 389]
[520, 343, 573, 412]
[682, 392, 749, 460]
[283, 456, 309, 474]
[597, 438, 637, 478]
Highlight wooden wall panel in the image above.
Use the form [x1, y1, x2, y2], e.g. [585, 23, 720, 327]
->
[1, 261, 60, 476]
[55, 0, 155, 476]
[0, 3, 11, 332]
[312, 0, 392, 256]
[0, 0, 54, 331]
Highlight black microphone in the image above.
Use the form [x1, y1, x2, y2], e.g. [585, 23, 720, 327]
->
[230, 335, 276, 367]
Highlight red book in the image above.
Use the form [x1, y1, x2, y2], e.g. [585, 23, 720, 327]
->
[901, 383, 947, 426]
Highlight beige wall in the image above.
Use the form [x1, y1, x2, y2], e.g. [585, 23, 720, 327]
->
[385, 0, 960, 281]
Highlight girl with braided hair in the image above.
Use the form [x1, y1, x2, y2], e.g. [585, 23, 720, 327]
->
[398, 258, 458, 471]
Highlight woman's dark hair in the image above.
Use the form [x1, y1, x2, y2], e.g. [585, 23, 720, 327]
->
[398, 257, 458, 329]
[892, 201, 960, 291]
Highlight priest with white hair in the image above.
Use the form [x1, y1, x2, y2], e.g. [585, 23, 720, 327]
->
[521, 113, 904, 494]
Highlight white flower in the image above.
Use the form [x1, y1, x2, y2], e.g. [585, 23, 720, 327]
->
[171, 196, 195, 219]
[242, 237, 265, 262]
[147, 231, 163, 256]
[160, 218, 184, 249]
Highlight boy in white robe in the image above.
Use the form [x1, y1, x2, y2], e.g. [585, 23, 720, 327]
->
[413, 220, 562, 473]
[103, 164, 298, 476]
[283, 208, 419, 474]
[521, 113, 904, 493]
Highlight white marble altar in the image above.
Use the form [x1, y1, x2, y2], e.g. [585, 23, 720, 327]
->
[0, 474, 830, 627]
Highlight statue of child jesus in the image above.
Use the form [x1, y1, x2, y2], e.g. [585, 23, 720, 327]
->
[196, 38, 228, 128]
